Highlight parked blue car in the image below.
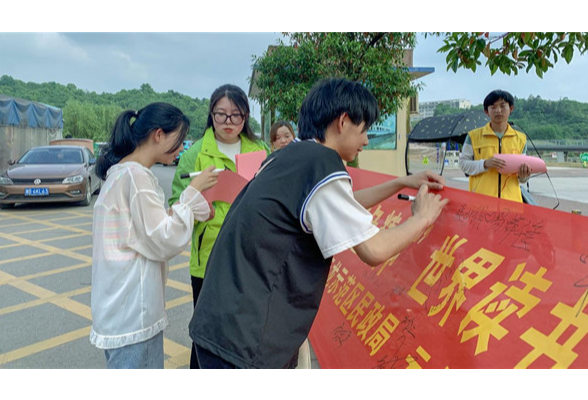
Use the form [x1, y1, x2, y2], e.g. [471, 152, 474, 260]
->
[174, 140, 194, 165]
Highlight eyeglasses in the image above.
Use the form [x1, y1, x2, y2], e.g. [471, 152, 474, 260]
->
[212, 112, 245, 125]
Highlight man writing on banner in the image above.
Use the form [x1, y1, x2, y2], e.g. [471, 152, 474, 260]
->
[459, 90, 531, 202]
[189, 78, 449, 369]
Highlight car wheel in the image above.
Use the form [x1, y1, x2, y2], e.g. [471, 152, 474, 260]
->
[93, 179, 101, 195]
[80, 180, 92, 206]
[0, 203, 15, 209]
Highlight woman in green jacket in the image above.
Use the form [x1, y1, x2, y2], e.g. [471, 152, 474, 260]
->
[169, 84, 269, 368]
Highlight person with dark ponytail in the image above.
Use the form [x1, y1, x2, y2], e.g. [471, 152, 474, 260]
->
[90, 102, 220, 369]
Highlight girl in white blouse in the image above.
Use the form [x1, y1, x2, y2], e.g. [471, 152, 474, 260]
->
[90, 102, 219, 368]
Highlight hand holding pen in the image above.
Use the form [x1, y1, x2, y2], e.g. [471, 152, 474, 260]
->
[188, 166, 221, 193]
[403, 185, 449, 226]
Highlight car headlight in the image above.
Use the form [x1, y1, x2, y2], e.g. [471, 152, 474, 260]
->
[0, 176, 13, 185]
[62, 175, 84, 184]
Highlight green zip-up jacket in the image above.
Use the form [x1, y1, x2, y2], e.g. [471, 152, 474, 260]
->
[168, 127, 270, 278]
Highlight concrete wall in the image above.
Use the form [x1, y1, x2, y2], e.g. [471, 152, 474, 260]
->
[358, 100, 409, 177]
[0, 126, 62, 173]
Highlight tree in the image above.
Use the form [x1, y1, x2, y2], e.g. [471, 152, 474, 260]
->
[0, 75, 219, 140]
[432, 95, 588, 140]
[62, 101, 122, 141]
[63, 101, 101, 140]
[251, 33, 588, 127]
[433, 103, 465, 117]
[250, 33, 419, 124]
[436, 32, 588, 78]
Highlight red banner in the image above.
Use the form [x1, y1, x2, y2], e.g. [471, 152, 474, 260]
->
[309, 167, 588, 368]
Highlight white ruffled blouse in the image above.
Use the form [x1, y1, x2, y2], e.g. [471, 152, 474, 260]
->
[90, 162, 210, 349]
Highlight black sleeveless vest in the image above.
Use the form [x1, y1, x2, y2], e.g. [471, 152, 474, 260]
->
[190, 140, 349, 368]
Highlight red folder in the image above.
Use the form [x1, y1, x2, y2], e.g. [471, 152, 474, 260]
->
[202, 151, 267, 204]
[235, 150, 267, 181]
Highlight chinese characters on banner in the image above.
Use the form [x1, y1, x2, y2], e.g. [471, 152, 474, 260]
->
[308, 167, 588, 368]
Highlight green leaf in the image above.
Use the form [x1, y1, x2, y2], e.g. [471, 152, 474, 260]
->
[563, 45, 574, 63]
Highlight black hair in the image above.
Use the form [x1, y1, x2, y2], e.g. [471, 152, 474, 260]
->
[297, 78, 379, 141]
[96, 102, 190, 180]
[205, 84, 256, 141]
[483, 90, 515, 110]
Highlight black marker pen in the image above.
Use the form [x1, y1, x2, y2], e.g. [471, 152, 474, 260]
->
[180, 168, 225, 179]
[397, 194, 416, 202]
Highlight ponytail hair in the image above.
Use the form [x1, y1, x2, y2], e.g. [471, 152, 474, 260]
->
[97, 102, 190, 180]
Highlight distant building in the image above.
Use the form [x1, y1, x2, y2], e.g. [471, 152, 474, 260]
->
[412, 99, 472, 126]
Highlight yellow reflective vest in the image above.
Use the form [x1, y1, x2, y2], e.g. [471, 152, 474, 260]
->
[467, 123, 527, 202]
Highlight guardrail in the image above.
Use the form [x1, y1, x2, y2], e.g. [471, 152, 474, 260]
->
[532, 139, 588, 146]
[531, 139, 588, 152]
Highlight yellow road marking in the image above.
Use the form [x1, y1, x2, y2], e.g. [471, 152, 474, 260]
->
[166, 294, 192, 309]
[0, 242, 22, 250]
[0, 208, 194, 369]
[166, 279, 191, 293]
[0, 251, 58, 267]
[0, 326, 91, 366]
[0, 286, 91, 317]
[0, 231, 92, 263]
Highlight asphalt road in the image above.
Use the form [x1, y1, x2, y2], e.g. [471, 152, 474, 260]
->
[442, 165, 588, 215]
[0, 164, 198, 369]
[1, 164, 586, 369]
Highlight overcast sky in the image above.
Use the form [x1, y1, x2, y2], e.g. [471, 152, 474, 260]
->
[2, 5, 587, 122]
[413, 34, 588, 105]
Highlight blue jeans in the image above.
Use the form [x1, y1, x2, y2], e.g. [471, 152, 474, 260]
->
[104, 331, 164, 369]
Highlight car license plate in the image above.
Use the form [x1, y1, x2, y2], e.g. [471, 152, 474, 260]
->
[25, 188, 49, 197]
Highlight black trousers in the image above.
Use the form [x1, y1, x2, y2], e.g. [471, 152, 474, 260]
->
[190, 276, 205, 369]
[189, 275, 299, 369]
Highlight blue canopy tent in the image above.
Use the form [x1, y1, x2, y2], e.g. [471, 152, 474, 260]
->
[0, 95, 63, 172]
[0, 95, 63, 129]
